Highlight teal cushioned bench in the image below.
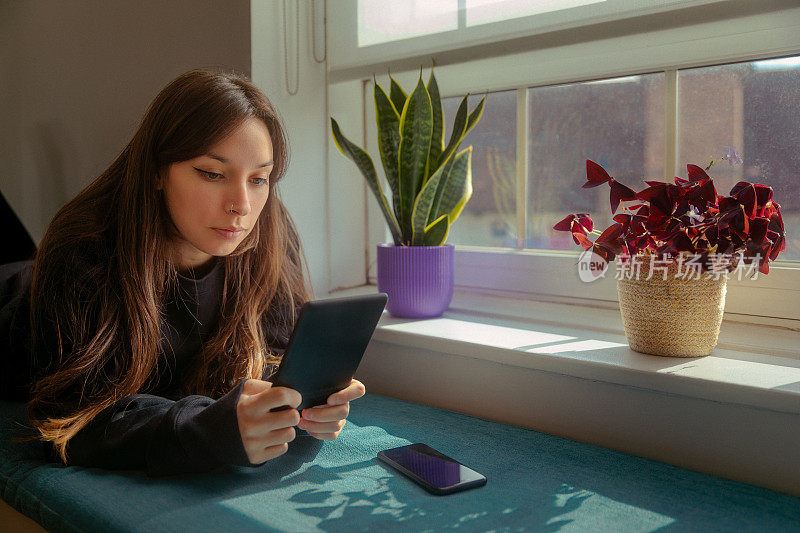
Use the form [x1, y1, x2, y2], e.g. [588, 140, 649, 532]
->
[2, 394, 798, 532]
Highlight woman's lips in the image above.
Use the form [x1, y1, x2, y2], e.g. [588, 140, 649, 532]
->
[213, 227, 245, 239]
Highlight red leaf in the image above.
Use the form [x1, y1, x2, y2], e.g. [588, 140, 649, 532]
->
[770, 235, 785, 260]
[731, 182, 757, 218]
[637, 183, 673, 214]
[687, 164, 710, 182]
[554, 213, 592, 232]
[583, 159, 612, 188]
[734, 182, 775, 214]
[645, 203, 670, 233]
[575, 231, 594, 250]
[724, 209, 749, 239]
[592, 244, 615, 264]
[767, 202, 784, 232]
[613, 213, 632, 232]
[687, 179, 717, 206]
[594, 224, 625, 255]
[596, 223, 623, 244]
[672, 232, 695, 253]
[576, 214, 594, 233]
[749, 217, 769, 245]
[554, 214, 577, 231]
[753, 184, 774, 211]
[609, 180, 637, 213]
[718, 196, 741, 216]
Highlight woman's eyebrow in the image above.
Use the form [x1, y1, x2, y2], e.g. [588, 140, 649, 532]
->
[204, 153, 273, 168]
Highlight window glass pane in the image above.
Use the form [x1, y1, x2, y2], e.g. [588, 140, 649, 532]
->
[442, 90, 517, 248]
[466, 0, 606, 27]
[678, 56, 800, 261]
[358, 0, 458, 47]
[528, 74, 664, 250]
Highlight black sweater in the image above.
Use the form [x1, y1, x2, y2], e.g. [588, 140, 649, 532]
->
[0, 258, 289, 477]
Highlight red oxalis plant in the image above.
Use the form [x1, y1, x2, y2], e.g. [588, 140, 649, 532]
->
[554, 159, 787, 274]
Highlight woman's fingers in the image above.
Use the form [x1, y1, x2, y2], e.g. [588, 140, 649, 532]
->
[239, 409, 300, 439]
[236, 380, 303, 464]
[298, 417, 345, 433]
[306, 421, 347, 441]
[239, 413, 298, 464]
[241, 378, 272, 396]
[326, 379, 366, 406]
[250, 385, 302, 415]
[249, 442, 290, 464]
[301, 402, 349, 423]
[297, 379, 365, 441]
[242, 425, 296, 451]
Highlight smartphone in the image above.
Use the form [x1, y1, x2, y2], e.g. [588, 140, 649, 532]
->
[268, 293, 387, 413]
[377, 443, 487, 495]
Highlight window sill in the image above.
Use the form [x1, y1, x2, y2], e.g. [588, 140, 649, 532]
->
[334, 284, 800, 496]
[336, 284, 800, 416]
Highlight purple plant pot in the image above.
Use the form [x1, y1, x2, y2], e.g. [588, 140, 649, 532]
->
[377, 243, 454, 318]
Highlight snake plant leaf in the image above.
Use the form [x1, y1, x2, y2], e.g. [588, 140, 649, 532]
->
[428, 146, 459, 225]
[330, 117, 402, 244]
[427, 97, 484, 224]
[424, 96, 468, 226]
[398, 75, 433, 241]
[410, 161, 447, 245]
[422, 214, 449, 246]
[374, 80, 401, 221]
[440, 94, 469, 170]
[434, 146, 473, 224]
[426, 70, 444, 184]
[389, 75, 408, 117]
[465, 95, 486, 137]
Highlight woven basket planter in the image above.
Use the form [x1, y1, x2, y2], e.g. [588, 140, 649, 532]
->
[617, 260, 728, 357]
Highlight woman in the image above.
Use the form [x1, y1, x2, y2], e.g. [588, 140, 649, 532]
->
[0, 68, 364, 476]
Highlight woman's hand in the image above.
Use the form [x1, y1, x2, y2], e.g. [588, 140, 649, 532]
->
[236, 379, 302, 464]
[297, 379, 366, 441]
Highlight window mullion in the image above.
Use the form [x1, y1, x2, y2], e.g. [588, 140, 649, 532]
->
[664, 69, 678, 178]
[516, 87, 529, 249]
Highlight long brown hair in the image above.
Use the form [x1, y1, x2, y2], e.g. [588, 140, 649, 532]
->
[26, 68, 312, 461]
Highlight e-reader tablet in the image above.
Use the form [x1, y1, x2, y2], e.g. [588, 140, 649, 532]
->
[268, 293, 387, 412]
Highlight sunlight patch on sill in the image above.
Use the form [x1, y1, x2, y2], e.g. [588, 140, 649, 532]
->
[657, 357, 800, 389]
[380, 317, 575, 349]
[523, 339, 628, 354]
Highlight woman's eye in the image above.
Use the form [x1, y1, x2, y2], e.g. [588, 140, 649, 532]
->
[251, 177, 269, 186]
[195, 168, 222, 181]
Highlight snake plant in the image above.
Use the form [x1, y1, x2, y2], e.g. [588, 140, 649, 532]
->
[331, 67, 485, 246]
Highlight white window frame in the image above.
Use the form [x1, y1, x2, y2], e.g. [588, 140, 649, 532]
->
[327, 2, 800, 322]
[328, 0, 730, 74]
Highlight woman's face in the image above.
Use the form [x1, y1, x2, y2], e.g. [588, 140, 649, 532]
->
[159, 117, 274, 272]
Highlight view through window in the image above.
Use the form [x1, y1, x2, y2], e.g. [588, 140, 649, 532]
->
[441, 56, 798, 261]
[678, 58, 800, 260]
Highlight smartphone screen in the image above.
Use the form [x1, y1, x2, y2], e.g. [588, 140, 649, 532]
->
[378, 443, 487, 495]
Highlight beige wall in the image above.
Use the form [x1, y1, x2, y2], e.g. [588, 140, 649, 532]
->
[251, 0, 330, 296]
[0, 0, 251, 243]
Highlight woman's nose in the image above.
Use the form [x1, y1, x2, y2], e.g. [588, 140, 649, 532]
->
[225, 193, 250, 216]
[228, 185, 251, 216]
